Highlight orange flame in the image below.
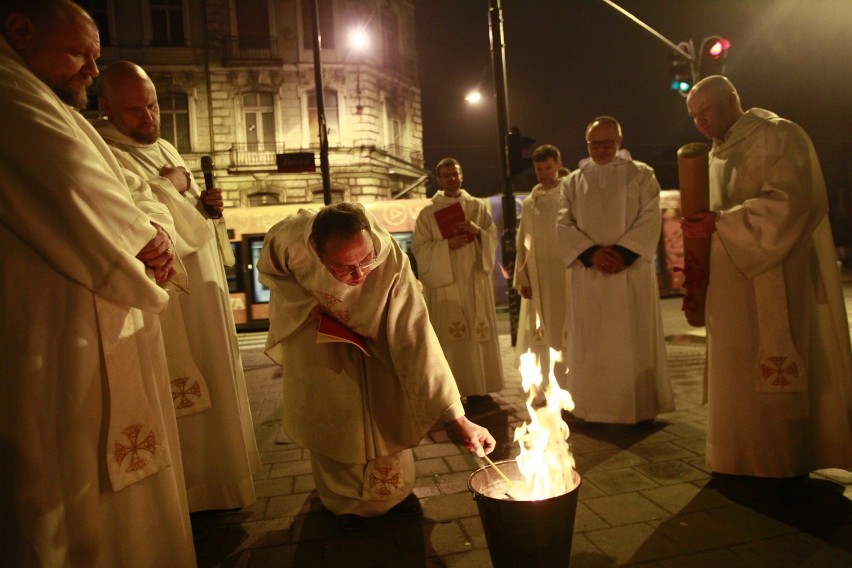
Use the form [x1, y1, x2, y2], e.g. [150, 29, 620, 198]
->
[514, 349, 577, 500]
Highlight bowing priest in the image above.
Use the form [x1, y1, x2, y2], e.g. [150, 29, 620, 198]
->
[257, 202, 495, 531]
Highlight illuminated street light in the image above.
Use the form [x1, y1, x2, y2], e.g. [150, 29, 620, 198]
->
[465, 90, 482, 104]
[349, 28, 369, 51]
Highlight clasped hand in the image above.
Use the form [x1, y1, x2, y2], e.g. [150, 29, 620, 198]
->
[136, 223, 176, 284]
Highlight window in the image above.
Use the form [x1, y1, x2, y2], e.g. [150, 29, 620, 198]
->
[237, 0, 270, 49]
[307, 89, 339, 146]
[159, 93, 190, 153]
[75, 0, 111, 45]
[382, 11, 400, 72]
[301, 0, 335, 50]
[150, 0, 185, 46]
[243, 92, 276, 151]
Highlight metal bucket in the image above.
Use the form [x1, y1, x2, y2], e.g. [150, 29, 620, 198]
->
[468, 459, 581, 568]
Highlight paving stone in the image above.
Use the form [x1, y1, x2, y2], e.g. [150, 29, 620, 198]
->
[266, 493, 315, 519]
[573, 502, 610, 532]
[640, 482, 734, 514]
[253, 476, 294, 498]
[582, 467, 660, 495]
[584, 493, 671, 526]
[415, 457, 451, 477]
[584, 522, 683, 565]
[633, 460, 709, 486]
[413, 442, 464, 460]
[268, 459, 313, 478]
[629, 441, 696, 463]
[421, 492, 479, 522]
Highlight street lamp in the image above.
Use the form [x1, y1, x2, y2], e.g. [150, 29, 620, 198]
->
[349, 26, 369, 115]
[465, 90, 482, 104]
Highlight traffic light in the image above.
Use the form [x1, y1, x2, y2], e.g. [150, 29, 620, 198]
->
[698, 36, 731, 78]
[669, 41, 694, 95]
[507, 127, 535, 178]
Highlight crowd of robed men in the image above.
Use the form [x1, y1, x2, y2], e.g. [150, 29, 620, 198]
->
[2, 0, 851, 565]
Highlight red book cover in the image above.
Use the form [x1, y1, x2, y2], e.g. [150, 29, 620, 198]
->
[434, 202, 466, 239]
[317, 314, 370, 356]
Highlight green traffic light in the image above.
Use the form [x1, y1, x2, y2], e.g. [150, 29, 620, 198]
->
[671, 80, 691, 92]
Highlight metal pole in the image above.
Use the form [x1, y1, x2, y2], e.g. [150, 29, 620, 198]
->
[598, 0, 693, 61]
[311, 0, 332, 205]
[488, 0, 520, 346]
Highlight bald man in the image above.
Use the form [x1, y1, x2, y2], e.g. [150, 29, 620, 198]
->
[93, 61, 261, 513]
[0, 1, 196, 565]
[683, 75, 852, 496]
[556, 117, 673, 425]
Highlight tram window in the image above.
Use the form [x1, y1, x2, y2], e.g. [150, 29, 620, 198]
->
[250, 238, 270, 303]
[226, 242, 242, 293]
[390, 231, 418, 278]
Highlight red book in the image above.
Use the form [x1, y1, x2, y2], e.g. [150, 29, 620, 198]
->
[433, 202, 466, 239]
[316, 314, 370, 357]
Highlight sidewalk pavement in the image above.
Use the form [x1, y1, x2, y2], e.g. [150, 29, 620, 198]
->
[193, 291, 852, 567]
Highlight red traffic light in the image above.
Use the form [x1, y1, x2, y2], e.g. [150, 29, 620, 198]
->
[707, 38, 731, 59]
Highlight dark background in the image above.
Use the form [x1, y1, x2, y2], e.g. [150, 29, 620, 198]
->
[414, 0, 852, 243]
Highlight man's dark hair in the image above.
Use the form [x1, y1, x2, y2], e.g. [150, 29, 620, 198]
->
[310, 202, 371, 256]
[435, 157, 461, 176]
[532, 144, 561, 163]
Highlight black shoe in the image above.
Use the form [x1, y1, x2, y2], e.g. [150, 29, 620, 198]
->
[391, 493, 423, 517]
[336, 513, 366, 531]
[774, 475, 811, 503]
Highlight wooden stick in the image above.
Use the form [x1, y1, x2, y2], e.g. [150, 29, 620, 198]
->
[483, 454, 516, 489]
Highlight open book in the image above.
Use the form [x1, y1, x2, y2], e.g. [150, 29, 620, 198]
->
[434, 201, 466, 239]
[317, 314, 370, 357]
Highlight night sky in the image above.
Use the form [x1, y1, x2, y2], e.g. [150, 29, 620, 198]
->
[415, 0, 852, 206]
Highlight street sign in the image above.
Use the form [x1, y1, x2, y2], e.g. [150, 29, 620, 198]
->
[276, 152, 316, 173]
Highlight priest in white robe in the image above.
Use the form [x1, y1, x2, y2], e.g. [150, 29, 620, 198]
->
[0, 3, 196, 565]
[257, 202, 495, 529]
[514, 145, 571, 388]
[557, 117, 673, 424]
[683, 76, 852, 486]
[94, 61, 260, 512]
[412, 158, 504, 401]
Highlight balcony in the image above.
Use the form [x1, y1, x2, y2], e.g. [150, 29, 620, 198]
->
[223, 36, 282, 67]
[229, 142, 281, 169]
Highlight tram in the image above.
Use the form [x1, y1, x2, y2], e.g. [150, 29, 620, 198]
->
[223, 191, 684, 331]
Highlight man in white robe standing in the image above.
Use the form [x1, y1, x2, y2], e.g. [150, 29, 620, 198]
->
[557, 116, 674, 424]
[514, 144, 571, 388]
[0, 1, 196, 565]
[93, 61, 260, 512]
[412, 158, 504, 403]
[683, 76, 852, 496]
[257, 202, 495, 531]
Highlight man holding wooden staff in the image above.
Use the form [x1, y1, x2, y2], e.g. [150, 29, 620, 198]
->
[682, 75, 852, 499]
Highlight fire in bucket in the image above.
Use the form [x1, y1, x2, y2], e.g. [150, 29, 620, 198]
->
[468, 349, 582, 567]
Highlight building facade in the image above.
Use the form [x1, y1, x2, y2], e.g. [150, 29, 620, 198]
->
[82, 0, 428, 206]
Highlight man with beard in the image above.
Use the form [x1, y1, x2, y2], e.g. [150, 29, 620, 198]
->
[0, 0, 196, 565]
[93, 61, 261, 513]
[682, 75, 852, 497]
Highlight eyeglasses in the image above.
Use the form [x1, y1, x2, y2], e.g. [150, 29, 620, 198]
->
[324, 248, 378, 279]
[586, 139, 617, 149]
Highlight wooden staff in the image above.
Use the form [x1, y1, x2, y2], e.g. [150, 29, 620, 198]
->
[677, 143, 711, 327]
